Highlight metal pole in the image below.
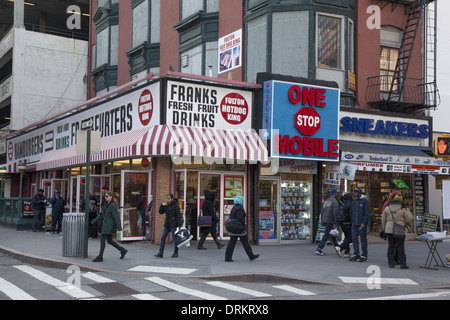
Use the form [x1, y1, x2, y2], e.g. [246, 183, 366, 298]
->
[83, 129, 91, 258]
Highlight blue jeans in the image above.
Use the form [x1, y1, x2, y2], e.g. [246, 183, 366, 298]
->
[352, 225, 368, 257]
[159, 227, 178, 255]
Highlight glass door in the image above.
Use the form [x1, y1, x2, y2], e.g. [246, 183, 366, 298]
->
[222, 174, 245, 239]
[258, 178, 280, 244]
[199, 173, 221, 238]
[74, 175, 111, 213]
[119, 171, 149, 241]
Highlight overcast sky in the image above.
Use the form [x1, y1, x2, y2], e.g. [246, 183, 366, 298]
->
[431, 0, 449, 132]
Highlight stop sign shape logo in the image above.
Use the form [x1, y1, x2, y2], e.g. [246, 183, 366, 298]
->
[295, 107, 321, 136]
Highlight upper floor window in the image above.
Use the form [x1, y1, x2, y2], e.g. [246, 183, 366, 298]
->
[380, 27, 402, 92]
[317, 14, 342, 69]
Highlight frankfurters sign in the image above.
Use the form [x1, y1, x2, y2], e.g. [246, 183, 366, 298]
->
[263, 80, 340, 161]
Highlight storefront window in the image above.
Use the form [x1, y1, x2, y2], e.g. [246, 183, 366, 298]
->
[131, 158, 152, 170]
[280, 173, 312, 241]
[113, 160, 130, 173]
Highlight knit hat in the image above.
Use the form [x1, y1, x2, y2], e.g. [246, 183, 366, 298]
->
[234, 196, 244, 205]
[393, 194, 403, 202]
[329, 188, 338, 194]
[353, 187, 363, 194]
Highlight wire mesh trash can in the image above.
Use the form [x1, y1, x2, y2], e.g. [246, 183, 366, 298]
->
[62, 213, 85, 257]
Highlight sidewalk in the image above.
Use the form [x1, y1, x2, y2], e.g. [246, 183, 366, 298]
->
[0, 225, 449, 288]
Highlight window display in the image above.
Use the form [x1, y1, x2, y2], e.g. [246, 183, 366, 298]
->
[281, 180, 312, 241]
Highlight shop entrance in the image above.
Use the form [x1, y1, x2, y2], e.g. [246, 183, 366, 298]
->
[119, 170, 150, 241]
[258, 178, 280, 244]
[174, 170, 246, 241]
[70, 175, 111, 213]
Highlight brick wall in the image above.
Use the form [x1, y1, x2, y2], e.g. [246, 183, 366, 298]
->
[153, 157, 172, 245]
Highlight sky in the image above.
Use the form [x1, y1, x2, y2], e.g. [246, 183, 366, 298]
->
[431, 0, 450, 132]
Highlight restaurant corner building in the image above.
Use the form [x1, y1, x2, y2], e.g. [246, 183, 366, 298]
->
[5, 74, 269, 244]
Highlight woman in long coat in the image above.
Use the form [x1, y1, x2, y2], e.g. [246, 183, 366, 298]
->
[198, 190, 224, 249]
[381, 194, 413, 269]
[92, 191, 127, 262]
[225, 196, 259, 262]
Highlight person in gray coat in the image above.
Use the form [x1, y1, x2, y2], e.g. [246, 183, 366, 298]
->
[315, 188, 341, 257]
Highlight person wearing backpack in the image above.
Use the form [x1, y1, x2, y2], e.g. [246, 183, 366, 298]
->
[338, 193, 353, 258]
[315, 188, 341, 257]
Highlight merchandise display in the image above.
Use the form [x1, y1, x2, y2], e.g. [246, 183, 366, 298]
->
[280, 181, 312, 241]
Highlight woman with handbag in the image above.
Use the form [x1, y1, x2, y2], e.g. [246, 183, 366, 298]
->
[198, 190, 224, 250]
[225, 196, 259, 262]
[91, 191, 127, 262]
[381, 194, 413, 269]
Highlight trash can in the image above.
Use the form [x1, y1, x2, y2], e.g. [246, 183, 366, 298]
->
[62, 213, 85, 257]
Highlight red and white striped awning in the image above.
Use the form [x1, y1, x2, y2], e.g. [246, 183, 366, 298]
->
[36, 125, 268, 171]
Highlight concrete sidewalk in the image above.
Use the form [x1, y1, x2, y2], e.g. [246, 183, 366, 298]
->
[0, 225, 449, 288]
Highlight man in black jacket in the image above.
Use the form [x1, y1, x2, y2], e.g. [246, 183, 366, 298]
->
[31, 189, 47, 232]
[198, 190, 224, 250]
[49, 190, 65, 234]
[155, 193, 183, 258]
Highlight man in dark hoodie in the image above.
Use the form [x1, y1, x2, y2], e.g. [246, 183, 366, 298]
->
[198, 189, 224, 250]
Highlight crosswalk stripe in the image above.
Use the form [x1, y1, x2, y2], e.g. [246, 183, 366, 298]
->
[132, 293, 163, 300]
[0, 276, 36, 300]
[82, 272, 116, 283]
[146, 277, 227, 300]
[339, 276, 418, 286]
[273, 285, 316, 296]
[206, 281, 272, 298]
[128, 265, 197, 275]
[13, 265, 95, 299]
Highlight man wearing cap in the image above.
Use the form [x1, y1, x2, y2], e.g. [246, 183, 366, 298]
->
[31, 189, 47, 232]
[49, 190, 66, 234]
[315, 188, 341, 257]
[349, 187, 370, 262]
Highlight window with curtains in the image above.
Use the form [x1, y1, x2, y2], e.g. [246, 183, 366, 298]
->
[317, 14, 342, 69]
[380, 46, 399, 92]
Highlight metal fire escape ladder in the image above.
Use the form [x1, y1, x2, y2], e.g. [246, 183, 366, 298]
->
[387, 0, 425, 102]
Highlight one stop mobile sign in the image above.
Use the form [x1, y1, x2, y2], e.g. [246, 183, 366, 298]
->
[295, 107, 321, 136]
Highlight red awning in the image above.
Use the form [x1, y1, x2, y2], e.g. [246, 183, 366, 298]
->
[36, 125, 268, 171]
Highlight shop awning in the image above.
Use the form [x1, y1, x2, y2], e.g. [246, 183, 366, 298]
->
[36, 125, 268, 171]
[340, 140, 436, 165]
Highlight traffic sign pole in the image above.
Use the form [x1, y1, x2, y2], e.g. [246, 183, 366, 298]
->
[83, 128, 91, 259]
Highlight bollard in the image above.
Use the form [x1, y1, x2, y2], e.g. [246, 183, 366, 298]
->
[62, 213, 85, 257]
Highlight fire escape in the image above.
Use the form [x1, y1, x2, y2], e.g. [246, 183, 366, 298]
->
[366, 0, 440, 112]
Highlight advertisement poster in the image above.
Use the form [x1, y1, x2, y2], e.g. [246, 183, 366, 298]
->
[224, 176, 243, 198]
[259, 211, 275, 239]
[263, 80, 340, 161]
[218, 29, 242, 74]
[166, 80, 253, 131]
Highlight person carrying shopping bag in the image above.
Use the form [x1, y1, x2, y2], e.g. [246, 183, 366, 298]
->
[155, 193, 184, 258]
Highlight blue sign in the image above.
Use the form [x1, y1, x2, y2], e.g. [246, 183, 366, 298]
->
[340, 117, 429, 139]
[263, 80, 340, 161]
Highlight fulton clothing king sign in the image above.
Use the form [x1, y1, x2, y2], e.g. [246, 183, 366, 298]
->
[263, 80, 340, 161]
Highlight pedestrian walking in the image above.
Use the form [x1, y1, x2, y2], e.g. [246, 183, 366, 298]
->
[198, 189, 224, 250]
[225, 196, 259, 262]
[315, 188, 341, 257]
[155, 193, 184, 258]
[31, 188, 47, 232]
[48, 190, 65, 234]
[380, 190, 401, 265]
[381, 193, 413, 269]
[349, 187, 370, 262]
[91, 191, 127, 262]
[339, 193, 353, 258]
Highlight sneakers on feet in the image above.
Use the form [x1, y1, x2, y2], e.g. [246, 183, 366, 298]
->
[349, 254, 360, 262]
[356, 256, 367, 262]
[315, 249, 326, 256]
[334, 246, 342, 258]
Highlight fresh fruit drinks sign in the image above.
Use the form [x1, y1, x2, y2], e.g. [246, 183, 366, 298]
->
[263, 80, 340, 161]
